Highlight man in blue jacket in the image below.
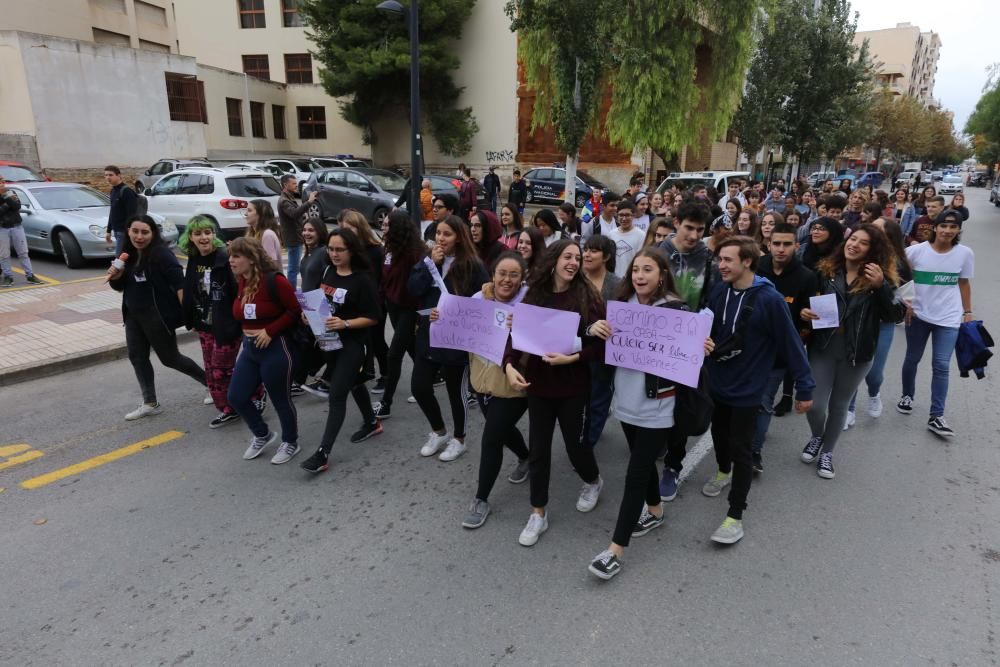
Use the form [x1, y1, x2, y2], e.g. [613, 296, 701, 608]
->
[703, 236, 815, 545]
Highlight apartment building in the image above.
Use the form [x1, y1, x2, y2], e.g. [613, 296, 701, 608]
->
[855, 23, 942, 107]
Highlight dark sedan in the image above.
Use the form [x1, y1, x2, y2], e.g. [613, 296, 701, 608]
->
[523, 167, 607, 208]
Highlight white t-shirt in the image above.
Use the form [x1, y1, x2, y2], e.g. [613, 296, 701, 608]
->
[633, 214, 651, 232]
[905, 241, 974, 327]
[598, 215, 616, 236]
[607, 226, 646, 278]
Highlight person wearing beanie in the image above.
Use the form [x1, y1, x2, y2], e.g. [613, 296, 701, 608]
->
[534, 208, 564, 247]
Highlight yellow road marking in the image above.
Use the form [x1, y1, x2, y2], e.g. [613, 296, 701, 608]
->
[20, 430, 184, 490]
[11, 268, 60, 284]
[0, 444, 45, 471]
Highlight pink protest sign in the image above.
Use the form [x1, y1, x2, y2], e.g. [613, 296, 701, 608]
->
[511, 302, 580, 357]
[429, 293, 512, 365]
[604, 301, 713, 388]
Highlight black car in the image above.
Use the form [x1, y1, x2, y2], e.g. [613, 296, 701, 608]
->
[425, 174, 487, 207]
[522, 168, 608, 208]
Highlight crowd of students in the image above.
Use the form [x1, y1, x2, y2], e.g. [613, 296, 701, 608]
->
[107, 170, 975, 582]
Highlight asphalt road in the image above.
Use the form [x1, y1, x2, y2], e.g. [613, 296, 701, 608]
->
[1, 188, 998, 666]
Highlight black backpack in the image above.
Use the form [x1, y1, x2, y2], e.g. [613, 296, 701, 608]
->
[264, 272, 311, 350]
[673, 366, 713, 437]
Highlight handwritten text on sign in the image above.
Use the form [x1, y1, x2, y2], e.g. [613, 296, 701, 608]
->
[604, 301, 713, 388]
[429, 293, 512, 365]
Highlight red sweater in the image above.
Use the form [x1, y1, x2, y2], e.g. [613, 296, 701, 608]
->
[233, 274, 302, 337]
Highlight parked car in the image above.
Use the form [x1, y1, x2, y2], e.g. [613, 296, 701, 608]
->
[145, 167, 280, 239]
[893, 171, 918, 190]
[856, 172, 885, 189]
[930, 171, 944, 182]
[265, 158, 320, 191]
[313, 156, 371, 170]
[7, 182, 176, 268]
[226, 162, 285, 178]
[424, 174, 488, 208]
[138, 158, 212, 192]
[808, 171, 838, 188]
[938, 175, 964, 195]
[523, 168, 609, 208]
[656, 171, 749, 199]
[0, 161, 48, 183]
[991, 177, 1000, 207]
[970, 172, 989, 187]
[303, 167, 406, 226]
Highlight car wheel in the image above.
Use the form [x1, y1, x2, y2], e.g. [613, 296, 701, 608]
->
[575, 193, 588, 209]
[373, 207, 389, 227]
[525, 190, 534, 204]
[58, 230, 84, 269]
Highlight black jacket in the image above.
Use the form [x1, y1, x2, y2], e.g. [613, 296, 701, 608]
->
[483, 172, 501, 197]
[182, 248, 242, 343]
[408, 256, 489, 365]
[109, 244, 185, 331]
[756, 254, 819, 338]
[0, 191, 22, 228]
[809, 270, 906, 365]
[107, 183, 138, 233]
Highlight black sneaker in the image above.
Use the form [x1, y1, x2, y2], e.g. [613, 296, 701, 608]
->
[896, 395, 913, 415]
[290, 383, 305, 397]
[588, 549, 622, 581]
[302, 379, 329, 399]
[817, 452, 835, 479]
[801, 436, 823, 463]
[371, 401, 391, 420]
[433, 371, 445, 387]
[773, 395, 793, 417]
[370, 377, 386, 394]
[752, 451, 764, 474]
[631, 508, 664, 537]
[1, 275, 12, 287]
[300, 449, 329, 473]
[253, 391, 268, 415]
[25, 274, 44, 285]
[507, 458, 529, 484]
[350, 420, 383, 443]
[927, 416, 955, 437]
[209, 411, 241, 429]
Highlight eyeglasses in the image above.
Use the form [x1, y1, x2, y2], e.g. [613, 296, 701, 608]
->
[327, 246, 348, 253]
[495, 270, 522, 280]
[470, 222, 482, 229]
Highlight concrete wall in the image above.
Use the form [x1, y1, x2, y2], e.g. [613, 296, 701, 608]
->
[0, 34, 37, 136]
[285, 85, 370, 156]
[0, 0, 177, 52]
[3, 31, 205, 168]
[198, 64, 291, 154]
[0, 134, 41, 171]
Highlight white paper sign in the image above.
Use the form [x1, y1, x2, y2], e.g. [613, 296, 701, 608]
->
[809, 293, 840, 329]
[299, 288, 332, 337]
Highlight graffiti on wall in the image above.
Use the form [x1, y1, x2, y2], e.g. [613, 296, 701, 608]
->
[485, 150, 514, 163]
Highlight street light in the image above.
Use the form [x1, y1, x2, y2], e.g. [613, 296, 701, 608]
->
[377, 0, 422, 227]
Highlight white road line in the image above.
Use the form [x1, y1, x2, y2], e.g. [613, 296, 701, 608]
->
[676, 432, 714, 485]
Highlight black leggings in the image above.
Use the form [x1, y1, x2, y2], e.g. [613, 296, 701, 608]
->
[293, 331, 325, 385]
[612, 423, 669, 547]
[125, 313, 206, 404]
[411, 357, 469, 438]
[527, 394, 600, 508]
[381, 302, 417, 406]
[319, 340, 376, 455]
[710, 402, 757, 520]
[476, 396, 529, 502]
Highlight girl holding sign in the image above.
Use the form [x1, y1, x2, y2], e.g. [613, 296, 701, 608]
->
[585, 248, 714, 580]
[503, 239, 605, 547]
[408, 216, 490, 463]
[798, 223, 904, 479]
[299, 229, 383, 474]
[460, 252, 532, 529]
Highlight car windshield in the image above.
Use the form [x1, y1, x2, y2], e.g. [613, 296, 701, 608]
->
[364, 171, 407, 194]
[290, 160, 317, 171]
[943, 176, 962, 183]
[31, 186, 109, 209]
[225, 176, 281, 197]
[0, 165, 43, 182]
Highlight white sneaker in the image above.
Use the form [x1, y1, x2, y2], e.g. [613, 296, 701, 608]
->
[576, 476, 604, 512]
[438, 438, 467, 462]
[125, 402, 162, 421]
[407, 396, 417, 404]
[518, 511, 548, 547]
[203, 393, 214, 405]
[270, 441, 300, 465]
[843, 410, 856, 430]
[419, 431, 451, 457]
[243, 431, 277, 460]
[867, 393, 883, 418]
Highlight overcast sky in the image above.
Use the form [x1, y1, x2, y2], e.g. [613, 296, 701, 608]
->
[852, 0, 992, 133]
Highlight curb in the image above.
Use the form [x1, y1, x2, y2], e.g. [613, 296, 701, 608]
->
[0, 331, 198, 388]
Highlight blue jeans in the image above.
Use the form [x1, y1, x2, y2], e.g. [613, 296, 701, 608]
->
[848, 321, 896, 411]
[751, 367, 786, 453]
[585, 361, 615, 446]
[901, 315, 959, 418]
[113, 231, 126, 256]
[286, 244, 302, 289]
[228, 335, 298, 443]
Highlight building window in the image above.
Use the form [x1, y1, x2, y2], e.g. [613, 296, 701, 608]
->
[297, 106, 326, 140]
[282, 0, 304, 27]
[284, 53, 313, 84]
[242, 54, 270, 80]
[273, 105, 286, 140]
[250, 102, 266, 138]
[237, 0, 265, 29]
[92, 28, 131, 47]
[135, 0, 168, 26]
[139, 39, 170, 53]
[226, 98, 244, 136]
[164, 73, 207, 123]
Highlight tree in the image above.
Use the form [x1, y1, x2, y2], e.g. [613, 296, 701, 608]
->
[302, 0, 479, 157]
[966, 63, 1000, 170]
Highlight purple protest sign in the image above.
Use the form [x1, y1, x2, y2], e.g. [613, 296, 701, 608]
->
[604, 301, 713, 388]
[511, 302, 580, 357]
[429, 293, 512, 365]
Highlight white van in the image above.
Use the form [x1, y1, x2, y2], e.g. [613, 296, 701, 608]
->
[655, 171, 750, 196]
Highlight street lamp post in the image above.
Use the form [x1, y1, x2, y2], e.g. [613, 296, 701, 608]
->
[377, 0, 422, 227]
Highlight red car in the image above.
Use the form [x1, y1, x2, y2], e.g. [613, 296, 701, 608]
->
[0, 161, 48, 183]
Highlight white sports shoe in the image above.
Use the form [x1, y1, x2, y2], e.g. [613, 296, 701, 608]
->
[125, 403, 162, 421]
[576, 476, 604, 512]
[243, 431, 277, 460]
[843, 410, 856, 430]
[419, 431, 451, 457]
[438, 438, 467, 462]
[203, 394, 214, 405]
[867, 393, 883, 418]
[270, 441, 300, 465]
[518, 511, 548, 547]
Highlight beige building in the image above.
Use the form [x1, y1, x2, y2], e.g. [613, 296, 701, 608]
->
[855, 22, 941, 107]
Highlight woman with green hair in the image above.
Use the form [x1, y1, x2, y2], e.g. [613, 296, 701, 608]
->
[181, 216, 265, 428]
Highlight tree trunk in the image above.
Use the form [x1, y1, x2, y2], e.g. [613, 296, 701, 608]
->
[564, 58, 582, 207]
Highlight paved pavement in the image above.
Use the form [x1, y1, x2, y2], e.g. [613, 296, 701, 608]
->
[1, 189, 999, 665]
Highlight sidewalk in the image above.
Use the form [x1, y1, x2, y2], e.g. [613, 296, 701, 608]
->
[0, 277, 159, 386]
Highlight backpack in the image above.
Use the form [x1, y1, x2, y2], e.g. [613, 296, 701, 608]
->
[264, 272, 311, 350]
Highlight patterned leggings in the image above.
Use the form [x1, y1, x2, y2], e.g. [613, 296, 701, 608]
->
[198, 332, 262, 412]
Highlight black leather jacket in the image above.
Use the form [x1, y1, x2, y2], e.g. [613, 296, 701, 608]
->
[809, 270, 906, 365]
[0, 191, 22, 228]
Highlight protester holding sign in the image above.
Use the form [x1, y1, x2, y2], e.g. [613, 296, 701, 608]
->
[503, 239, 605, 547]
[408, 216, 489, 463]
[585, 248, 714, 580]
[299, 229, 383, 474]
[460, 252, 531, 529]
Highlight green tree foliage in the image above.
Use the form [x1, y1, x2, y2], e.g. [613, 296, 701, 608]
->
[965, 64, 1000, 167]
[302, 0, 479, 157]
[868, 91, 968, 167]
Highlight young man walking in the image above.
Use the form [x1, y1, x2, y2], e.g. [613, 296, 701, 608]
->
[508, 169, 527, 214]
[607, 201, 645, 278]
[104, 165, 137, 256]
[703, 237, 814, 544]
[483, 167, 501, 213]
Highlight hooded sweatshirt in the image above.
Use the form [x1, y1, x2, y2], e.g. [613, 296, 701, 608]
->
[705, 275, 815, 407]
[476, 210, 506, 268]
[658, 235, 714, 310]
